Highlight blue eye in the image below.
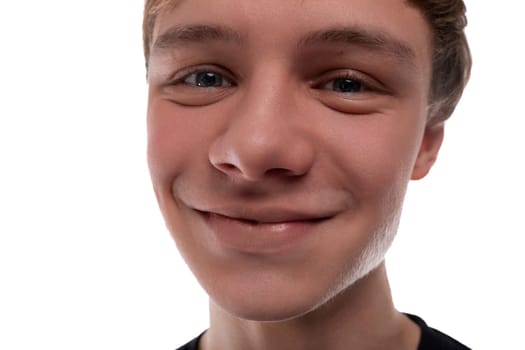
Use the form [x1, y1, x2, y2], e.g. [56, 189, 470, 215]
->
[330, 78, 364, 93]
[183, 71, 231, 88]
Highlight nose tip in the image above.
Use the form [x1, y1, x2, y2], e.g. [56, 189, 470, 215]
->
[209, 130, 315, 182]
[210, 141, 314, 181]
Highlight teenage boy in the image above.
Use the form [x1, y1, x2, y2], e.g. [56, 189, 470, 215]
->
[143, 0, 472, 349]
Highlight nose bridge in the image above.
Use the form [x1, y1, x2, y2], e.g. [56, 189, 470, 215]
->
[237, 69, 291, 141]
[208, 65, 314, 181]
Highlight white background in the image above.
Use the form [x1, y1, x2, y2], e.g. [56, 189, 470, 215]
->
[0, 1, 523, 349]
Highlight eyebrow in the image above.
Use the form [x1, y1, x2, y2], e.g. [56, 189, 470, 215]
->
[152, 24, 243, 51]
[298, 26, 416, 64]
[152, 24, 416, 65]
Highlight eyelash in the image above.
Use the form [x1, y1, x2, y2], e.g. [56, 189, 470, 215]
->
[169, 66, 380, 95]
[314, 70, 380, 94]
[170, 66, 236, 88]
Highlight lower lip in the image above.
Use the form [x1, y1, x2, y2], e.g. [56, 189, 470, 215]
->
[199, 212, 324, 254]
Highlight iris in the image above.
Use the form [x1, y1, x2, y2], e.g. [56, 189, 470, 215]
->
[332, 78, 363, 93]
[194, 72, 224, 87]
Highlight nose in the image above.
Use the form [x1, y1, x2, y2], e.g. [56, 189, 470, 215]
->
[208, 80, 315, 182]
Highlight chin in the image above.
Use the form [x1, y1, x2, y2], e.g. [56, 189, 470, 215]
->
[212, 290, 326, 323]
[190, 197, 403, 323]
[207, 248, 389, 323]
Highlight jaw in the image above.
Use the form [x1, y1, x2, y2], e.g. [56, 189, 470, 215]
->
[204, 262, 415, 350]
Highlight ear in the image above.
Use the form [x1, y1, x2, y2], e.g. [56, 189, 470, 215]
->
[411, 123, 445, 180]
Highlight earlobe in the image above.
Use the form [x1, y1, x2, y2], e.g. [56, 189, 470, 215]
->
[411, 124, 445, 180]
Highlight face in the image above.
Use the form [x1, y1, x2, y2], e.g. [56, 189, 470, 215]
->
[147, 0, 442, 321]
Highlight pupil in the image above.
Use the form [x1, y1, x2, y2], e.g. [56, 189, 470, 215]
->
[196, 72, 222, 87]
[334, 78, 361, 93]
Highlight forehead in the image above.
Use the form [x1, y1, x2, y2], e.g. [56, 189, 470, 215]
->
[151, 0, 432, 73]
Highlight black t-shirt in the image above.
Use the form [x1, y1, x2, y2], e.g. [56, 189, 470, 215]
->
[176, 314, 470, 350]
[406, 314, 471, 349]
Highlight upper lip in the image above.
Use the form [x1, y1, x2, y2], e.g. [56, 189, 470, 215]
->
[194, 206, 337, 224]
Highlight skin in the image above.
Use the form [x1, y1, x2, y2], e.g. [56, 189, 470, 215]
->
[146, 0, 445, 349]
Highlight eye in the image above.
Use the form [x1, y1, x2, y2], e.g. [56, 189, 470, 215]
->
[320, 75, 368, 94]
[162, 67, 236, 106]
[183, 71, 232, 88]
[312, 70, 389, 114]
[327, 78, 364, 93]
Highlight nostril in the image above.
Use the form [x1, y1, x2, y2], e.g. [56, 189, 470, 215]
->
[208, 131, 315, 181]
[214, 162, 241, 174]
[264, 167, 300, 177]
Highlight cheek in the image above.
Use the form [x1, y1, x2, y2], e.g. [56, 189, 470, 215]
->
[146, 99, 209, 253]
[329, 113, 425, 201]
[147, 99, 208, 187]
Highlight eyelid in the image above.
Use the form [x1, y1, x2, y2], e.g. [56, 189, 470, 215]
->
[169, 64, 237, 87]
[313, 69, 386, 94]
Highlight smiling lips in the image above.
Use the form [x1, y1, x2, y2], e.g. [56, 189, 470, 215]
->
[199, 208, 332, 224]
[195, 208, 334, 254]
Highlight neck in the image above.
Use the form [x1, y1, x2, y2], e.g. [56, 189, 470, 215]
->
[200, 263, 420, 350]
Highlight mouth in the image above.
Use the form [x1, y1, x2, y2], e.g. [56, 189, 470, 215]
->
[194, 208, 334, 254]
[196, 210, 331, 226]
